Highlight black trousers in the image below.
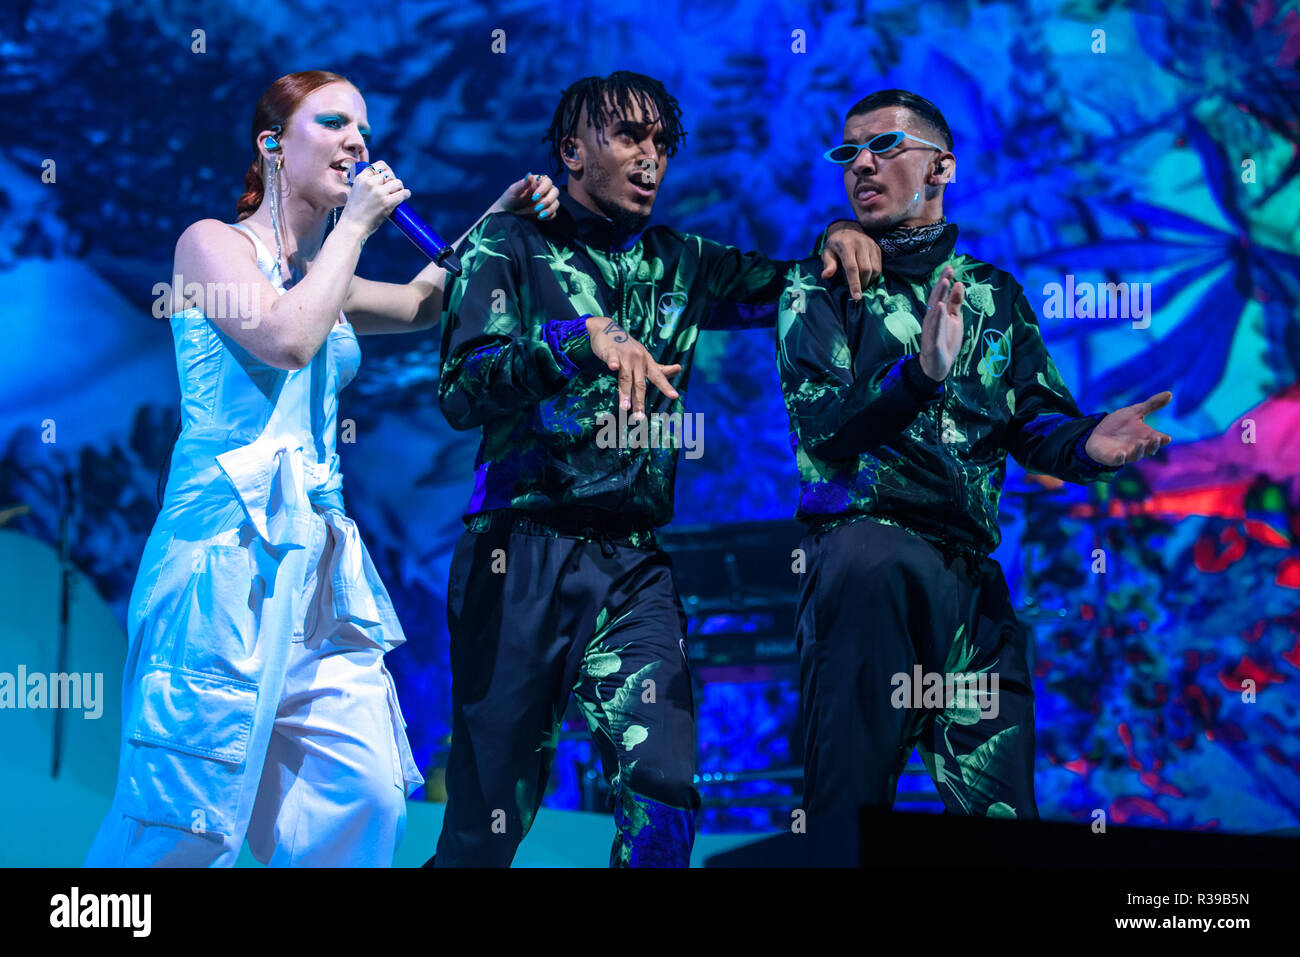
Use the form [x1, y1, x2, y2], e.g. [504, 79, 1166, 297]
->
[796, 517, 1039, 836]
[431, 511, 700, 867]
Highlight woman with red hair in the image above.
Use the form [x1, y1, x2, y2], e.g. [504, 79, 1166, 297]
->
[85, 70, 557, 867]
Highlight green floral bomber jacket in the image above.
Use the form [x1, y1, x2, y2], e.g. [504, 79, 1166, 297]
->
[439, 190, 832, 531]
[777, 223, 1119, 555]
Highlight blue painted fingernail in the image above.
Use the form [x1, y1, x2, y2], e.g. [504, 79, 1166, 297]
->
[531, 192, 541, 201]
[535, 201, 545, 211]
[539, 210, 549, 219]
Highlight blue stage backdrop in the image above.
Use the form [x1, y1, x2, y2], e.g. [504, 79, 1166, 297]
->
[2, 0, 1298, 835]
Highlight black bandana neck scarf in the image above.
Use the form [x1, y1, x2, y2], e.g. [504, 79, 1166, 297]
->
[871, 217, 949, 258]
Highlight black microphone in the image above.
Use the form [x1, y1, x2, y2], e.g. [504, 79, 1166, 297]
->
[345, 160, 462, 276]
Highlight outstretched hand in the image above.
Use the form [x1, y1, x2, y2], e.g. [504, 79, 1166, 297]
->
[585, 316, 681, 419]
[1085, 391, 1173, 466]
[498, 173, 560, 220]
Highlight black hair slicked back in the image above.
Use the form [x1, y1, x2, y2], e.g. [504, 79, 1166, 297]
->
[845, 89, 953, 151]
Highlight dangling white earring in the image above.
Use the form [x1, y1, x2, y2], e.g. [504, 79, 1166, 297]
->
[268, 155, 287, 285]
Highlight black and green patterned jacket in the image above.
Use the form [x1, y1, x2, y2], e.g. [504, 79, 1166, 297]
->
[440, 190, 815, 528]
[777, 223, 1117, 555]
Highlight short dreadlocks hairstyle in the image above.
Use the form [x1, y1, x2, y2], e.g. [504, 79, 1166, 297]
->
[542, 71, 687, 179]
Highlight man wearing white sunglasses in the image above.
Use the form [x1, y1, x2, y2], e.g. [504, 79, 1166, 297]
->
[777, 89, 1172, 851]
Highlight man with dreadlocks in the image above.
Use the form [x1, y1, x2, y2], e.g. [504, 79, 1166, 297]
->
[777, 89, 1172, 852]
[430, 71, 881, 867]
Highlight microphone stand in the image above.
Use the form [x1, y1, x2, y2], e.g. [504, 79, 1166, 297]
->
[52, 469, 75, 778]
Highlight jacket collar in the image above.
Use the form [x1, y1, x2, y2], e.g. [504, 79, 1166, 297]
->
[881, 222, 960, 280]
[545, 189, 644, 253]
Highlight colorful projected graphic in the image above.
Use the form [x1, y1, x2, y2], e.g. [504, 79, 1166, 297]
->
[1, 0, 1296, 835]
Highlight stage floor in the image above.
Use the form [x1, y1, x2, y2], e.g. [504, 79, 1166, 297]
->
[6, 766, 762, 867]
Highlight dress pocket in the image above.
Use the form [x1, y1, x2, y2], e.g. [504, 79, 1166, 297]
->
[117, 665, 259, 838]
[148, 539, 263, 685]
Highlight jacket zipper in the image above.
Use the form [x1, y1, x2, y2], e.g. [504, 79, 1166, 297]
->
[936, 373, 962, 507]
[611, 248, 633, 506]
